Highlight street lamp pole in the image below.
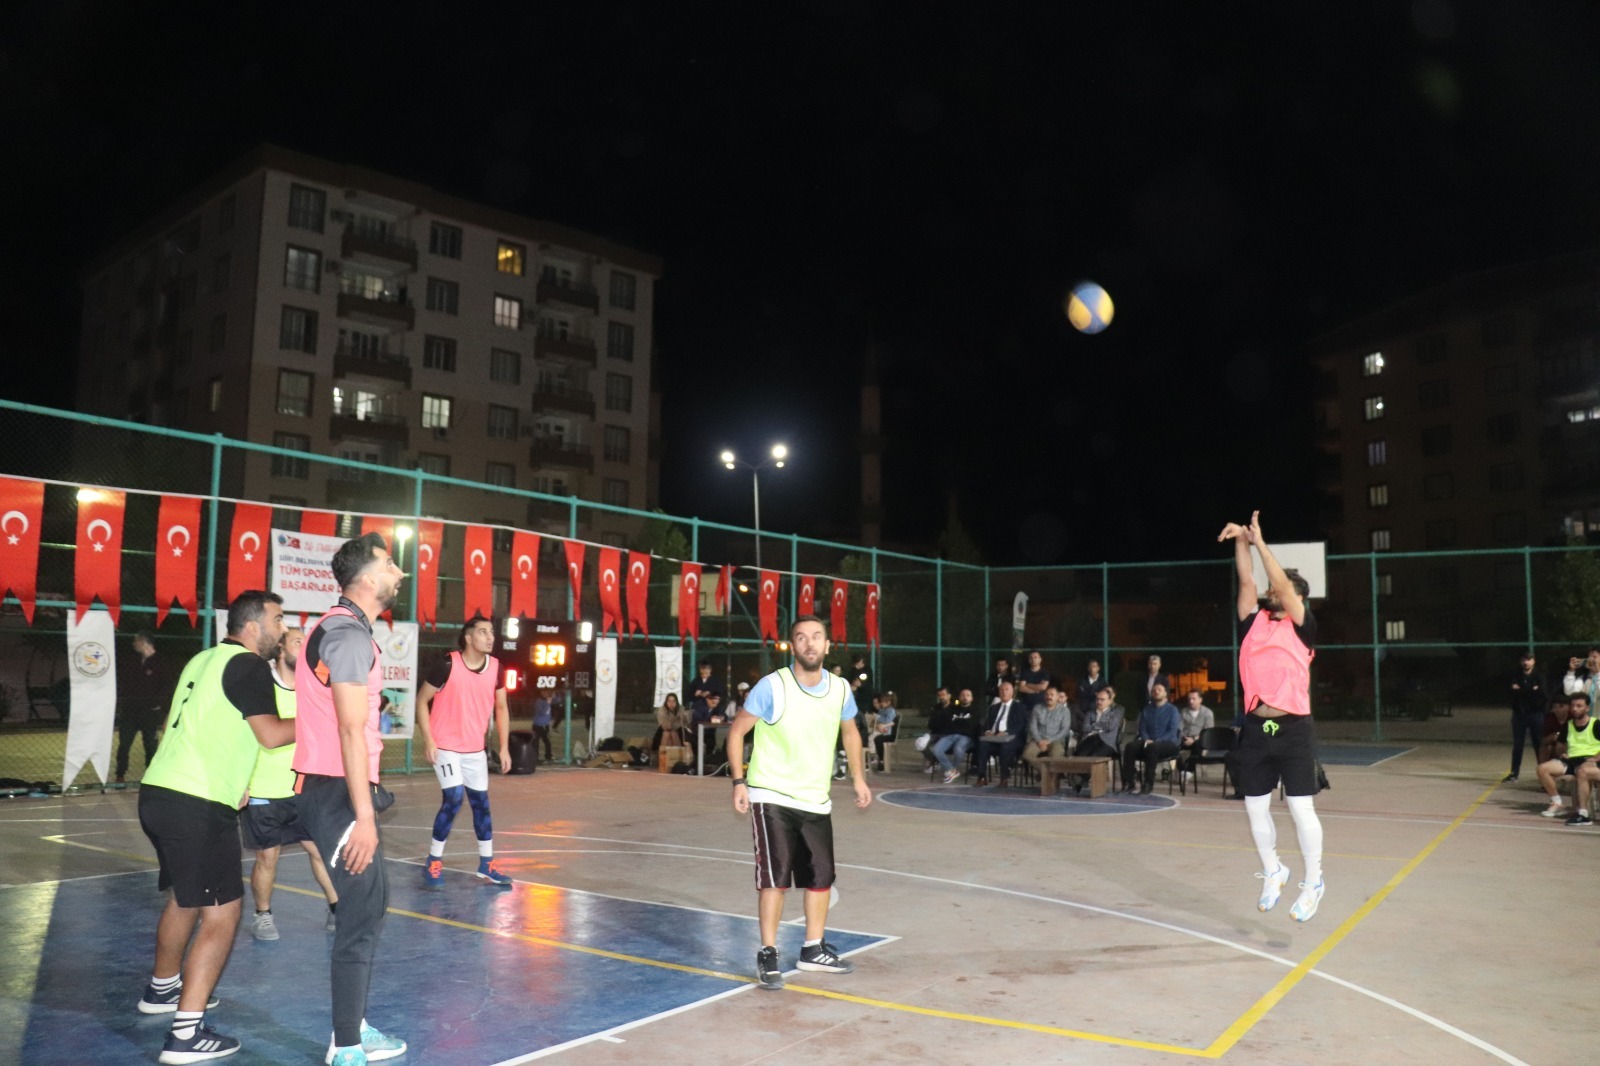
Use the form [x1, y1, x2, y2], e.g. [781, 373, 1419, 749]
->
[751, 468, 762, 572]
[721, 443, 788, 576]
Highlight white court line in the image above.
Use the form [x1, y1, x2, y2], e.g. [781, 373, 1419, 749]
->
[874, 787, 1178, 818]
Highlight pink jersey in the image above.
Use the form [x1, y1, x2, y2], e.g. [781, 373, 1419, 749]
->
[427, 651, 500, 753]
[292, 605, 384, 783]
[1239, 609, 1314, 716]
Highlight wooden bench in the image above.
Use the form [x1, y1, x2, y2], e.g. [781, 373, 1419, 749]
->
[1038, 756, 1112, 798]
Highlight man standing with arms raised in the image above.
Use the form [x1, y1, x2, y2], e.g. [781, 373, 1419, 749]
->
[726, 615, 871, 990]
[293, 533, 407, 1066]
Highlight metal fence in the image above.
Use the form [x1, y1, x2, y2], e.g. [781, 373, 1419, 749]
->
[0, 398, 1593, 790]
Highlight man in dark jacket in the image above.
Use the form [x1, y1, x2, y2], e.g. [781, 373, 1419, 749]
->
[117, 632, 173, 783]
[1504, 651, 1548, 783]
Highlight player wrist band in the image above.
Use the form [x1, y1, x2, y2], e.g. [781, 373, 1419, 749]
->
[731, 778, 746, 787]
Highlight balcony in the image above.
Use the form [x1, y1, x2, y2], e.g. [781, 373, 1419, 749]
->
[337, 292, 415, 330]
[341, 227, 418, 270]
[537, 278, 599, 312]
[535, 333, 597, 365]
[329, 409, 409, 447]
[325, 477, 397, 513]
[531, 382, 595, 418]
[528, 437, 594, 472]
[334, 344, 412, 388]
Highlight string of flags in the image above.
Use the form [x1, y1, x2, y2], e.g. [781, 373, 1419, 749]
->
[0, 476, 881, 647]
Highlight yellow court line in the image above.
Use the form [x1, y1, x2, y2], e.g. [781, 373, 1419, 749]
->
[40, 833, 159, 865]
[1201, 782, 1498, 1059]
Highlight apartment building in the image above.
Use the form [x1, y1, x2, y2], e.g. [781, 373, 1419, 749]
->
[76, 145, 660, 545]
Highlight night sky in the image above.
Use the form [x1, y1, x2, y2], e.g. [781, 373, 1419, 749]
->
[5, 1, 1598, 563]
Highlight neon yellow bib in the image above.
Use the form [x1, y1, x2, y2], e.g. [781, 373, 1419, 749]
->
[746, 667, 846, 809]
[143, 642, 263, 808]
[247, 676, 298, 800]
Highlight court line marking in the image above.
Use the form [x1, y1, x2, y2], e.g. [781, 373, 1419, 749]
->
[876, 786, 1177, 818]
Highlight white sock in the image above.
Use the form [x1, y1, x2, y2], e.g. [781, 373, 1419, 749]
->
[151, 973, 180, 991]
[171, 1009, 203, 1040]
[477, 839, 493, 858]
[803, 938, 821, 948]
[1244, 793, 1280, 874]
[428, 839, 446, 858]
[1286, 795, 1324, 885]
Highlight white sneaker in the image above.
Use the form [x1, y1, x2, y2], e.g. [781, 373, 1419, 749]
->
[251, 912, 279, 941]
[1256, 864, 1290, 912]
[1541, 801, 1570, 818]
[942, 769, 959, 784]
[1290, 879, 1325, 922]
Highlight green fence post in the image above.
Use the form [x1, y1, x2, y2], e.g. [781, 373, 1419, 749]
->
[870, 547, 880, 687]
[1100, 561, 1110, 671]
[564, 498, 579, 766]
[983, 567, 992, 669]
[935, 558, 944, 689]
[1229, 564, 1240, 723]
[405, 468, 424, 776]
[1524, 545, 1534, 652]
[689, 517, 700, 687]
[790, 534, 800, 624]
[1370, 552, 1383, 741]
[202, 434, 224, 648]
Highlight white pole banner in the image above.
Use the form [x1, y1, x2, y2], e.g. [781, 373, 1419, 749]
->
[270, 528, 349, 615]
[63, 611, 117, 788]
[594, 636, 618, 741]
[1012, 592, 1029, 652]
[653, 645, 682, 710]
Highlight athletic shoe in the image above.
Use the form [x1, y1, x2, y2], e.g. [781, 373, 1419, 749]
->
[756, 946, 783, 990]
[1541, 802, 1570, 818]
[942, 769, 959, 784]
[423, 859, 445, 887]
[251, 912, 279, 941]
[797, 941, 854, 973]
[1290, 879, 1325, 923]
[325, 908, 337, 933]
[158, 1023, 240, 1063]
[1566, 813, 1593, 827]
[1500, 772, 1517, 783]
[1256, 864, 1291, 912]
[477, 857, 513, 886]
[327, 1049, 368, 1066]
[324, 1021, 407, 1064]
[138, 983, 219, 1015]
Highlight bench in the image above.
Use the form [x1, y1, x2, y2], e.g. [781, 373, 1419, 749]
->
[1038, 756, 1112, 798]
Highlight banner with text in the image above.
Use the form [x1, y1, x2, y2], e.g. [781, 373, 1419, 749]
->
[271, 528, 348, 615]
[63, 611, 117, 787]
[595, 636, 618, 743]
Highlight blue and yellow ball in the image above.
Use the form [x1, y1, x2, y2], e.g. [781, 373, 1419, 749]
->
[1065, 281, 1114, 335]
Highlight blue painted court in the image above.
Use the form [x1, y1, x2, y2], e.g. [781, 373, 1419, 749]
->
[0, 862, 890, 1065]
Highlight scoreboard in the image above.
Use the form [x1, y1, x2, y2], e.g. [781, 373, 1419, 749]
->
[500, 618, 595, 697]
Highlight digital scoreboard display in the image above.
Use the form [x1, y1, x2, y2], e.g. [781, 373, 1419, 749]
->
[499, 618, 593, 698]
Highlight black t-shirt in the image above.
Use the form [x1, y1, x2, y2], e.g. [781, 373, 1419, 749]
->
[424, 654, 507, 690]
[218, 640, 278, 719]
[1017, 667, 1049, 706]
[1238, 608, 1318, 652]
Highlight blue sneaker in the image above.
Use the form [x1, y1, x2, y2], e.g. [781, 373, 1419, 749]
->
[138, 982, 219, 1015]
[1290, 879, 1326, 923]
[325, 1020, 407, 1064]
[476, 856, 512, 886]
[158, 1022, 239, 1063]
[422, 858, 445, 888]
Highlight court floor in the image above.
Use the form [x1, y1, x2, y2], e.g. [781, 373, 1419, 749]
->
[0, 739, 1580, 1065]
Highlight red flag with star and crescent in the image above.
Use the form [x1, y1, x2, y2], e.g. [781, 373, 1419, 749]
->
[798, 575, 816, 618]
[75, 488, 126, 624]
[678, 562, 702, 642]
[866, 582, 881, 648]
[510, 531, 540, 619]
[301, 510, 337, 537]
[462, 525, 494, 621]
[758, 569, 780, 645]
[414, 519, 443, 629]
[830, 581, 849, 646]
[717, 565, 733, 613]
[155, 495, 202, 627]
[626, 551, 650, 639]
[0, 477, 44, 623]
[563, 540, 585, 615]
[598, 548, 623, 636]
[227, 503, 271, 601]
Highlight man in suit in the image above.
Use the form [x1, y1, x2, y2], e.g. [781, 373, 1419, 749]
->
[1074, 659, 1109, 740]
[972, 681, 1028, 787]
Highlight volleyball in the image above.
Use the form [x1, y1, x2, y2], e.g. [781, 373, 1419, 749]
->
[1065, 281, 1114, 334]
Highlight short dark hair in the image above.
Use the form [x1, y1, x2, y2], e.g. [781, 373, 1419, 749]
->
[1284, 568, 1312, 600]
[132, 631, 155, 646]
[331, 532, 388, 590]
[790, 614, 828, 639]
[227, 590, 283, 636]
[458, 615, 493, 649]
[1574, 693, 1591, 709]
[1101, 685, 1116, 698]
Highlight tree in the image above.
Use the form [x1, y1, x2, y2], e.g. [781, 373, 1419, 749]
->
[1540, 537, 1600, 645]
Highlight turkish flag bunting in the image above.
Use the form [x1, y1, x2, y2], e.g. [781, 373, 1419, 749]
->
[678, 562, 702, 642]
[510, 531, 540, 619]
[563, 540, 585, 615]
[360, 516, 397, 625]
[462, 525, 494, 621]
[0, 477, 44, 623]
[227, 503, 271, 602]
[758, 569, 780, 645]
[718, 564, 734, 612]
[798, 576, 815, 618]
[301, 510, 337, 537]
[597, 547, 623, 636]
[414, 519, 443, 629]
[865, 582, 881, 648]
[155, 495, 202, 627]
[626, 551, 651, 638]
[75, 488, 126, 624]
[830, 581, 849, 646]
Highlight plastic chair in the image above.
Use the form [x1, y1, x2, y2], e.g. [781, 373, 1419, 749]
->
[1186, 727, 1237, 796]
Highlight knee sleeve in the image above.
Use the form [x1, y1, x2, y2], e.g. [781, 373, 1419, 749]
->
[1285, 795, 1323, 883]
[432, 785, 465, 841]
[1244, 793, 1279, 872]
[466, 787, 493, 841]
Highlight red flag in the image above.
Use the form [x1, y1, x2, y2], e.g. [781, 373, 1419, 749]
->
[75, 488, 126, 624]
[626, 551, 651, 638]
[462, 525, 494, 621]
[360, 514, 395, 546]
[0, 477, 44, 623]
[758, 569, 779, 645]
[155, 495, 201, 627]
[865, 582, 881, 648]
[678, 562, 702, 642]
[301, 510, 337, 537]
[718, 564, 734, 612]
[227, 502, 271, 601]
[563, 540, 585, 615]
[830, 581, 849, 646]
[414, 519, 443, 629]
[798, 575, 816, 617]
[598, 548, 623, 636]
[510, 531, 540, 619]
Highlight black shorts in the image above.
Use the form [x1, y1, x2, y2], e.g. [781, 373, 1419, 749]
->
[1563, 757, 1595, 777]
[138, 784, 244, 908]
[240, 796, 311, 850]
[750, 802, 835, 892]
[1236, 712, 1319, 798]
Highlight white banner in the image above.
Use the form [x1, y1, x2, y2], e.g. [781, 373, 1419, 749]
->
[1012, 591, 1029, 651]
[1251, 541, 1328, 600]
[653, 645, 682, 710]
[63, 612, 117, 788]
[594, 636, 618, 741]
[270, 528, 348, 615]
